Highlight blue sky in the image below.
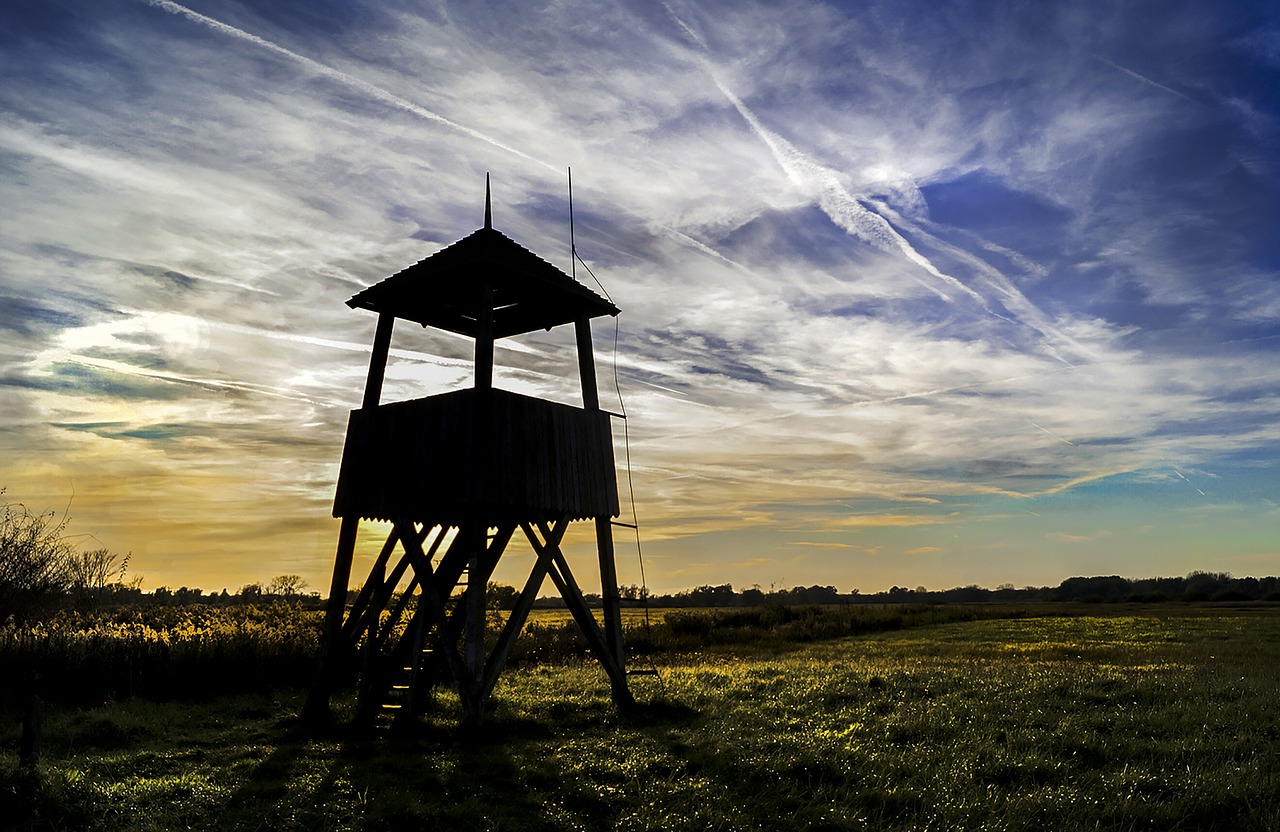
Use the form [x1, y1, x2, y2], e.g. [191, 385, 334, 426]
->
[2, 0, 1277, 594]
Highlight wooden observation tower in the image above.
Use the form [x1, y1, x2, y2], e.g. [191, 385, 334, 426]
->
[305, 179, 633, 726]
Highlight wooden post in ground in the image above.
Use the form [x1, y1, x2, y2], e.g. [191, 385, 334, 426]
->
[19, 671, 41, 768]
[304, 311, 395, 722]
[576, 316, 630, 704]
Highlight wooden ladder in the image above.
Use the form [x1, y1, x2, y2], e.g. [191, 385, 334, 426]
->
[375, 560, 475, 731]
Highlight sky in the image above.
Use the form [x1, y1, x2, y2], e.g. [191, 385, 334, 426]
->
[2, 0, 1278, 596]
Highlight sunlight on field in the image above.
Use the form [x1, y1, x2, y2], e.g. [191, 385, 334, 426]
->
[4, 611, 1280, 830]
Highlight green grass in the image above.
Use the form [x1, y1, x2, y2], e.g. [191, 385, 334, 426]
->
[4, 612, 1280, 830]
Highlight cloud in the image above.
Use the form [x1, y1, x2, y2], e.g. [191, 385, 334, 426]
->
[0, 0, 1276, 593]
[141, 0, 557, 172]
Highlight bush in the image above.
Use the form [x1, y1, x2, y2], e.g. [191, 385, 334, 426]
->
[0, 495, 75, 625]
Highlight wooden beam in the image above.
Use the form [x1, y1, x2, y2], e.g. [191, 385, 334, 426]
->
[302, 514, 361, 722]
[477, 518, 569, 703]
[400, 524, 477, 718]
[372, 525, 445, 655]
[541, 527, 631, 704]
[464, 526, 486, 685]
[575, 317, 599, 411]
[340, 526, 402, 645]
[595, 516, 626, 673]
[363, 312, 395, 409]
[474, 286, 495, 391]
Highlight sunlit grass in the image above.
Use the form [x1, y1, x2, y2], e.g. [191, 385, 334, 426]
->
[5, 612, 1279, 829]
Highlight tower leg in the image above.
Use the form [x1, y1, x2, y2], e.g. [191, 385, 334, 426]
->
[304, 515, 360, 723]
[464, 526, 487, 690]
[595, 517, 628, 683]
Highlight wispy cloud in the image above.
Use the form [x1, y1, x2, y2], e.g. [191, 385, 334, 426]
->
[142, 0, 558, 173]
[1, 0, 1276, 593]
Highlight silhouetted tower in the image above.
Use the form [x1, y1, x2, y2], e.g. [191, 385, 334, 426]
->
[305, 178, 632, 726]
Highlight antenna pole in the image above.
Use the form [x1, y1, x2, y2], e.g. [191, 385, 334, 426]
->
[568, 167, 576, 281]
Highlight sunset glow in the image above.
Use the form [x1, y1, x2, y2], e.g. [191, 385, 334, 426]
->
[2, 0, 1277, 594]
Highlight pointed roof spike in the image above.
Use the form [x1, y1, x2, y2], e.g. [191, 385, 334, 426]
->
[484, 173, 492, 230]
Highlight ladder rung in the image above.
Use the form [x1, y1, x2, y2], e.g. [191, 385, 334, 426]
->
[627, 669, 660, 676]
[611, 521, 638, 529]
[382, 704, 403, 710]
[602, 410, 626, 420]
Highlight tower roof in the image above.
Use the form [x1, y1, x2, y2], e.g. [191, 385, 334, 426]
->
[347, 226, 619, 339]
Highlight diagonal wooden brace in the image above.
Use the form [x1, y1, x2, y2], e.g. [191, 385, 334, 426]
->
[398, 522, 479, 716]
[537, 521, 632, 705]
[476, 517, 569, 704]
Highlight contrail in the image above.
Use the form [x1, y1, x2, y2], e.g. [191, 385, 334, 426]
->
[662, 2, 708, 50]
[661, 6, 988, 308]
[147, 0, 749, 273]
[1094, 55, 1200, 105]
[142, 0, 558, 173]
[709, 70, 988, 307]
[659, 7, 1108, 367]
[1031, 421, 1075, 446]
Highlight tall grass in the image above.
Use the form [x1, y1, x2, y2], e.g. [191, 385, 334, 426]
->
[3, 613, 1279, 830]
[2, 603, 1022, 705]
[0, 604, 321, 705]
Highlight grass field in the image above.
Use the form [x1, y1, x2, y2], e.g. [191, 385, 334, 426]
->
[4, 609, 1279, 830]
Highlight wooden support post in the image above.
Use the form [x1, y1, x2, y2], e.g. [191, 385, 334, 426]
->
[596, 517, 627, 676]
[307, 311, 392, 726]
[475, 287, 495, 391]
[303, 514, 360, 722]
[577, 316, 629, 697]
[364, 312, 395, 409]
[575, 317, 599, 410]
[464, 526, 486, 687]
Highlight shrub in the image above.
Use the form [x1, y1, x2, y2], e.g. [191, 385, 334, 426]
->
[0, 495, 75, 625]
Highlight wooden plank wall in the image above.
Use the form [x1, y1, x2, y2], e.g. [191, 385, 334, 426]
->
[332, 389, 619, 524]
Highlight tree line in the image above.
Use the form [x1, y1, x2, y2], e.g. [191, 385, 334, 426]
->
[606, 572, 1280, 607]
[7, 489, 1278, 624]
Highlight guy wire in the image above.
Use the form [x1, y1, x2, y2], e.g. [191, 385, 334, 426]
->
[566, 170, 660, 689]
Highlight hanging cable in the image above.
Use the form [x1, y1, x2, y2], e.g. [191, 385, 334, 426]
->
[568, 169, 662, 691]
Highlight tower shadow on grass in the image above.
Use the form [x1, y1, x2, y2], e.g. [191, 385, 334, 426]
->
[223, 688, 705, 829]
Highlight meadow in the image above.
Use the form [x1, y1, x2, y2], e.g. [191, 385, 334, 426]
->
[3, 606, 1279, 830]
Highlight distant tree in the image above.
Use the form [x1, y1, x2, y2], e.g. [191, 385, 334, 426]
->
[239, 582, 263, 601]
[66, 547, 135, 596]
[268, 574, 307, 598]
[486, 582, 519, 610]
[683, 584, 736, 606]
[0, 494, 74, 624]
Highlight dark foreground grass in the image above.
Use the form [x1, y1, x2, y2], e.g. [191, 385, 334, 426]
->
[4, 612, 1280, 830]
